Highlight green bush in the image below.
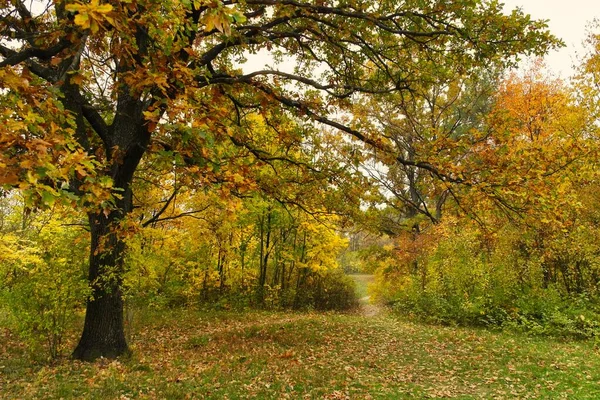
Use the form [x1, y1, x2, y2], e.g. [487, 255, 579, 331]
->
[377, 220, 600, 339]
[387, 266, 600, 338]
[0, 222, 89, 359]
[504, 290, 600, 338]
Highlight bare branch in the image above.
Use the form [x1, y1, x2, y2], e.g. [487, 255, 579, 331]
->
[0, 40, 70, 68]
[146, 207, 212, 225]
[142, 187, 180, 228]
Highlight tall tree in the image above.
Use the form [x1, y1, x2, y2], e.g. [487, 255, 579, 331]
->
[1, 0, 558, 360]
[360, 66, 500, 233]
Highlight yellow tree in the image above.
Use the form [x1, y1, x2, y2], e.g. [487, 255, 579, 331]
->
[374, 61, 597, 303]
[462, 62, 592, 225]
[440, 62, 597, 295]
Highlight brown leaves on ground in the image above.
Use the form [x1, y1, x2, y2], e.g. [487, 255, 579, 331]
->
[1, 309, 600, 399]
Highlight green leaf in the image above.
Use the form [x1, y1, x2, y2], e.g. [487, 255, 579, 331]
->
[40, 190, 56, 207]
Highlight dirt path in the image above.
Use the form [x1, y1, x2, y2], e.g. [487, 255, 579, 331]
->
[359, 295, 384, 317]
[349, 274, 385, 317]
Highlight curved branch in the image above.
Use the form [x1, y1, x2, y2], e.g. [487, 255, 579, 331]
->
[227, 69, 399, 97]
[0, 40, 71, 68]
[141, 187, 180, 228]
[245, 80, 465, 184]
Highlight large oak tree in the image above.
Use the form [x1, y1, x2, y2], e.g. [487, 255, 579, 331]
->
[1, 0, 558, 360]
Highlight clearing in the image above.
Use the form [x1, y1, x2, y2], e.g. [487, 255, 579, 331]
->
[1, 287, 600, 399]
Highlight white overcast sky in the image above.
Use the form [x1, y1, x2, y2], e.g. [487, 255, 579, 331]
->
[502, 0, 600, 77]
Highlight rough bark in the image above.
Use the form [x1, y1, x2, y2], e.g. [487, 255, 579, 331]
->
[72, 212, 129, 361]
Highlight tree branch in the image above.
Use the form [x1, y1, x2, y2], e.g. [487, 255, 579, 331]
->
[144, 207, 212, 226]
[0, 40, 70, 68]
[141, 187, 180, 228]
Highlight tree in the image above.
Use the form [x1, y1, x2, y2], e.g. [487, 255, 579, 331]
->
[458, 62, 592, 222]
[366, 67, 499, 225]
[375, 62, 596, 309]
[575, 22, 600, 124]
[1, 0, 558, 360]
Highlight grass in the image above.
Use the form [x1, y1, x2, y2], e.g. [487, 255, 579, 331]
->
[2, 305, 600, 399]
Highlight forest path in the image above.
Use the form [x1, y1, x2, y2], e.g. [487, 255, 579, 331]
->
[349, 274, 384, 317]
[359, 295, 383, 317]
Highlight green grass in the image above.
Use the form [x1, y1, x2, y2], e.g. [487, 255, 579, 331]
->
[2, 307, 600, 399]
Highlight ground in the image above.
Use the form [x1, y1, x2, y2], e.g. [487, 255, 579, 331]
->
[1, 277, 600, 399]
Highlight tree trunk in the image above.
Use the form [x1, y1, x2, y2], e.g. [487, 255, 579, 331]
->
[72, 116, 148, 360]
[72, 212, 129, 361]
[257, 210, 272, 303]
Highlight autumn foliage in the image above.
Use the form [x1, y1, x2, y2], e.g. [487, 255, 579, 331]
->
[372, 59, 600, 337]
[0, 0, 571, 360]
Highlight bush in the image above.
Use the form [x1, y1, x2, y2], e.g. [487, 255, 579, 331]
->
[376, 219, 600, 339]
[504, 289, 600, 338]
[3, 262, 88, 359]
[293, 269, 359, 311]
[0, 222, 89, 359]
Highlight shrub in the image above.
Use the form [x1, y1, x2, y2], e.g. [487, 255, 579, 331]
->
[375, 219, 600, 339]
[0, 222, 89, 359]
[293, 269, 359, 311]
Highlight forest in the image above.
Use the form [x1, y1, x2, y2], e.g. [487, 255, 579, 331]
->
[2, 0, 600, 398]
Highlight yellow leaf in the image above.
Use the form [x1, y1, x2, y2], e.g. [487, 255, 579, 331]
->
[90, 19, 99, 34]
[95, 4, 113, 13]
[70, 74, 84, 86]
[74, 13, 90, 29]
[204, 14, 216, 32]
[65, 3, 84, 13]
[103, 15, 115, 26]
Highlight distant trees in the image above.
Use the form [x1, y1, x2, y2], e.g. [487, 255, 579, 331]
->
[371, 59, 600, 337]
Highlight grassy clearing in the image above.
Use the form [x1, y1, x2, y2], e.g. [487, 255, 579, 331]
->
[1, 307, 600, 399]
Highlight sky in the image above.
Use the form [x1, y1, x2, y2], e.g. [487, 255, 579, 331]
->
[502, 0, 600, 77]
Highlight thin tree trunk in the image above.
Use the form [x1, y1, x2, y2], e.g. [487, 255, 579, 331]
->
[257, 210, 272, 303]
[217, 247, 224, 293]
[240, 244, 246, 290]
[293, 231, 308, 308]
